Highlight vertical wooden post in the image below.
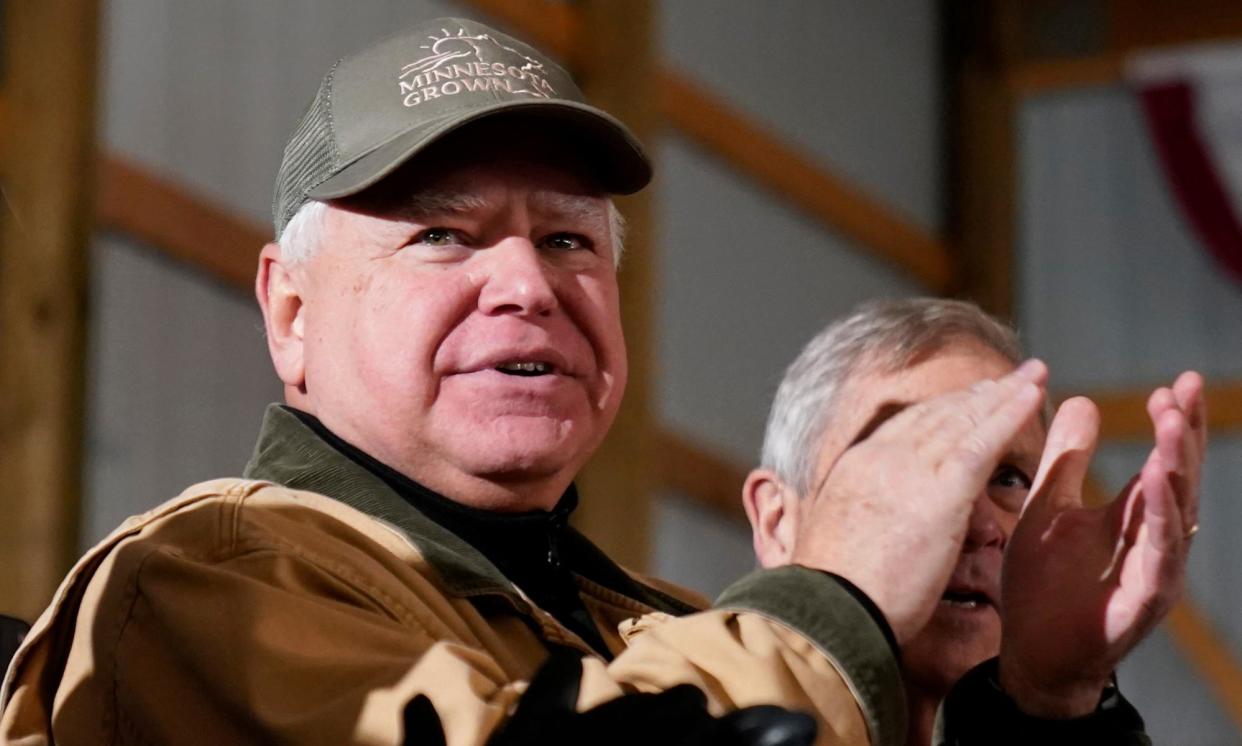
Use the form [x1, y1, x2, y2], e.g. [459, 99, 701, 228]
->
[572, 0, 656, 571]
[0, 0, 100, 620]
[962, 3, 1242, 733]
[943, 0, 1022, 319]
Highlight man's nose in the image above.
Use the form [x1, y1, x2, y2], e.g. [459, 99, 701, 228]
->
[477, 239, 557, 317]
[963, 494, 1006, 551]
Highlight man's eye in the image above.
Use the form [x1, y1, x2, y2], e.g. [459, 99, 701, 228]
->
[413, 228, 465, 247]
[988, 465, 1032, 511]
[990, 465, 1031, 489]
[539, 233, 592, 252]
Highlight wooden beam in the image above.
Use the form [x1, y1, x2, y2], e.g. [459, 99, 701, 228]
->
[1073, 381, 1242, 441]
[1004, 3, 1242, 97]
[0, 0, 101, 621]
[1007, 52, 1127, 95]
[569, 0, 657, 570]
[1107, 0, 1242, 54]
[944, 0, 1022, 318]
[1165, 600, 1242, 732]
[94, 156, 267, 292]
[656, 71, 954, 292]
[459, 0, 952, 292]
[653, 428, 749, 526]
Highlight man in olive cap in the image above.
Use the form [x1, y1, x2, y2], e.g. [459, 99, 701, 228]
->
[1, 18, 1108, 746]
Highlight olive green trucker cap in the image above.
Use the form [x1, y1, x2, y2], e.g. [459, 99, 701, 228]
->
[272, 17, 652, 236]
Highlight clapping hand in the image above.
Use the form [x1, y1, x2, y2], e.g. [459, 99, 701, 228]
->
[791, 360, 1048, 644]
[999, 372, 1205, 716]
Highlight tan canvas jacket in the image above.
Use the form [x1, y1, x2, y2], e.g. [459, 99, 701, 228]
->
[0, 406, 905, 745]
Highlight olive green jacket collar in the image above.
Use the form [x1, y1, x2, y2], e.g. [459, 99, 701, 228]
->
[241, 404, 690, 616]
[243, 404, 523, 598]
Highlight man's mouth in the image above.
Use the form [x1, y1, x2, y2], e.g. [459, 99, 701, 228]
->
[494, 360, 555, 377]
[938, 585, 998, 608]
[940, 589, 993, 610]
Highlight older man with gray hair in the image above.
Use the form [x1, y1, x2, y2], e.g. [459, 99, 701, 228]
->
[745, 297, 1205, 745]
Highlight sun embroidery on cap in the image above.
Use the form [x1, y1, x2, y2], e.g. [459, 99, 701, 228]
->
[397, 28, 556, 107]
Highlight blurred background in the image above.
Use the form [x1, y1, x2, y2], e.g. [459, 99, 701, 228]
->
[2, 1, 1242, 742]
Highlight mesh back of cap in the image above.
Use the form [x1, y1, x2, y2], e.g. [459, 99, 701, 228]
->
[273, 66, 339, 237]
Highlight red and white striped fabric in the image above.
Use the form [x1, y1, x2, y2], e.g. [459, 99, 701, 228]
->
[1130, 43, 1242, 284]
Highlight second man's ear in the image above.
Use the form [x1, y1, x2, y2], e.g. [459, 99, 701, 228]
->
[741, 469, 801, 568]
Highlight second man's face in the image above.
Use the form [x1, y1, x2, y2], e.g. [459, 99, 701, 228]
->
[808, 342, 1046, 696]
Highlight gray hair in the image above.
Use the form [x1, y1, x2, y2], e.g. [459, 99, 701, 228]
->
[278, 200, 330, 264]
[760, 297, 1025, 495]
[277, 198, 627, 266]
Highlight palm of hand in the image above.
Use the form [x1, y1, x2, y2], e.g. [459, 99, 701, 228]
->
[998, 382, 1199, 715]
[1002, 475, 1175, 694]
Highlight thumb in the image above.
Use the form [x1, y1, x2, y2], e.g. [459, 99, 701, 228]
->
[1023, 397, 1100, 518]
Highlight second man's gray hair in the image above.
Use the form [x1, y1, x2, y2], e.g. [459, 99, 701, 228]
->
[760, 297, 1024, 496]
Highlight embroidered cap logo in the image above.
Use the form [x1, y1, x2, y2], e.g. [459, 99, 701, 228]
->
[398, 28, 557, 108]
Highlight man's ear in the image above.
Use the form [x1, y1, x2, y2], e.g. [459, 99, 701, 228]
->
[742, 468, 800, 568]
[256, 242, 306, 390]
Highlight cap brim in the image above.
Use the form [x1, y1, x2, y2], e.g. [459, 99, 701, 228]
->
[307, 100, 651, 200]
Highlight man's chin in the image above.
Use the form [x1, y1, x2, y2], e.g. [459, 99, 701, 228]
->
[450, 424, 585, 483]
[902, 606, 1001, 697]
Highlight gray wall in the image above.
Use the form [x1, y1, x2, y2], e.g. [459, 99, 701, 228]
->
[1020, 84, 1242, 746]
[650, 0, 936, 594]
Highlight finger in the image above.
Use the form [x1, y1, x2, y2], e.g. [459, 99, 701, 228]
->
[1146, 380, 1201, 529]
[941, 375, 1044, 495]
[875, 362, 1043, 463]
[1146, 386, 1177, 427]
[1153, 406, 1199, 530]
[920, 361, 1046, 456]
[1099, 459, 1184, 631]
[1142, 452, 1181, 542]
[1024, 397, 1100, 518]
[1172, 371, 1207, 450]
[1171, 371, 1206, 526]
[1159, 372, 1206, 478]
[1138, 456, 1186, 590]
[1014, 358, 1050, 386]
[1154, 409, 1186, 471]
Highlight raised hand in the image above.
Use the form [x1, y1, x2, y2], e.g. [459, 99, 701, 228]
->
[998, 372, 1206, 716]
[790, 360, 1048, 644]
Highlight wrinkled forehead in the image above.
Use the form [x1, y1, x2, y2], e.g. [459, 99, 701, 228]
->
[806, 338, 1046, 494]
[834, 340, 1026, 442]
[392, 182, 608, 222]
